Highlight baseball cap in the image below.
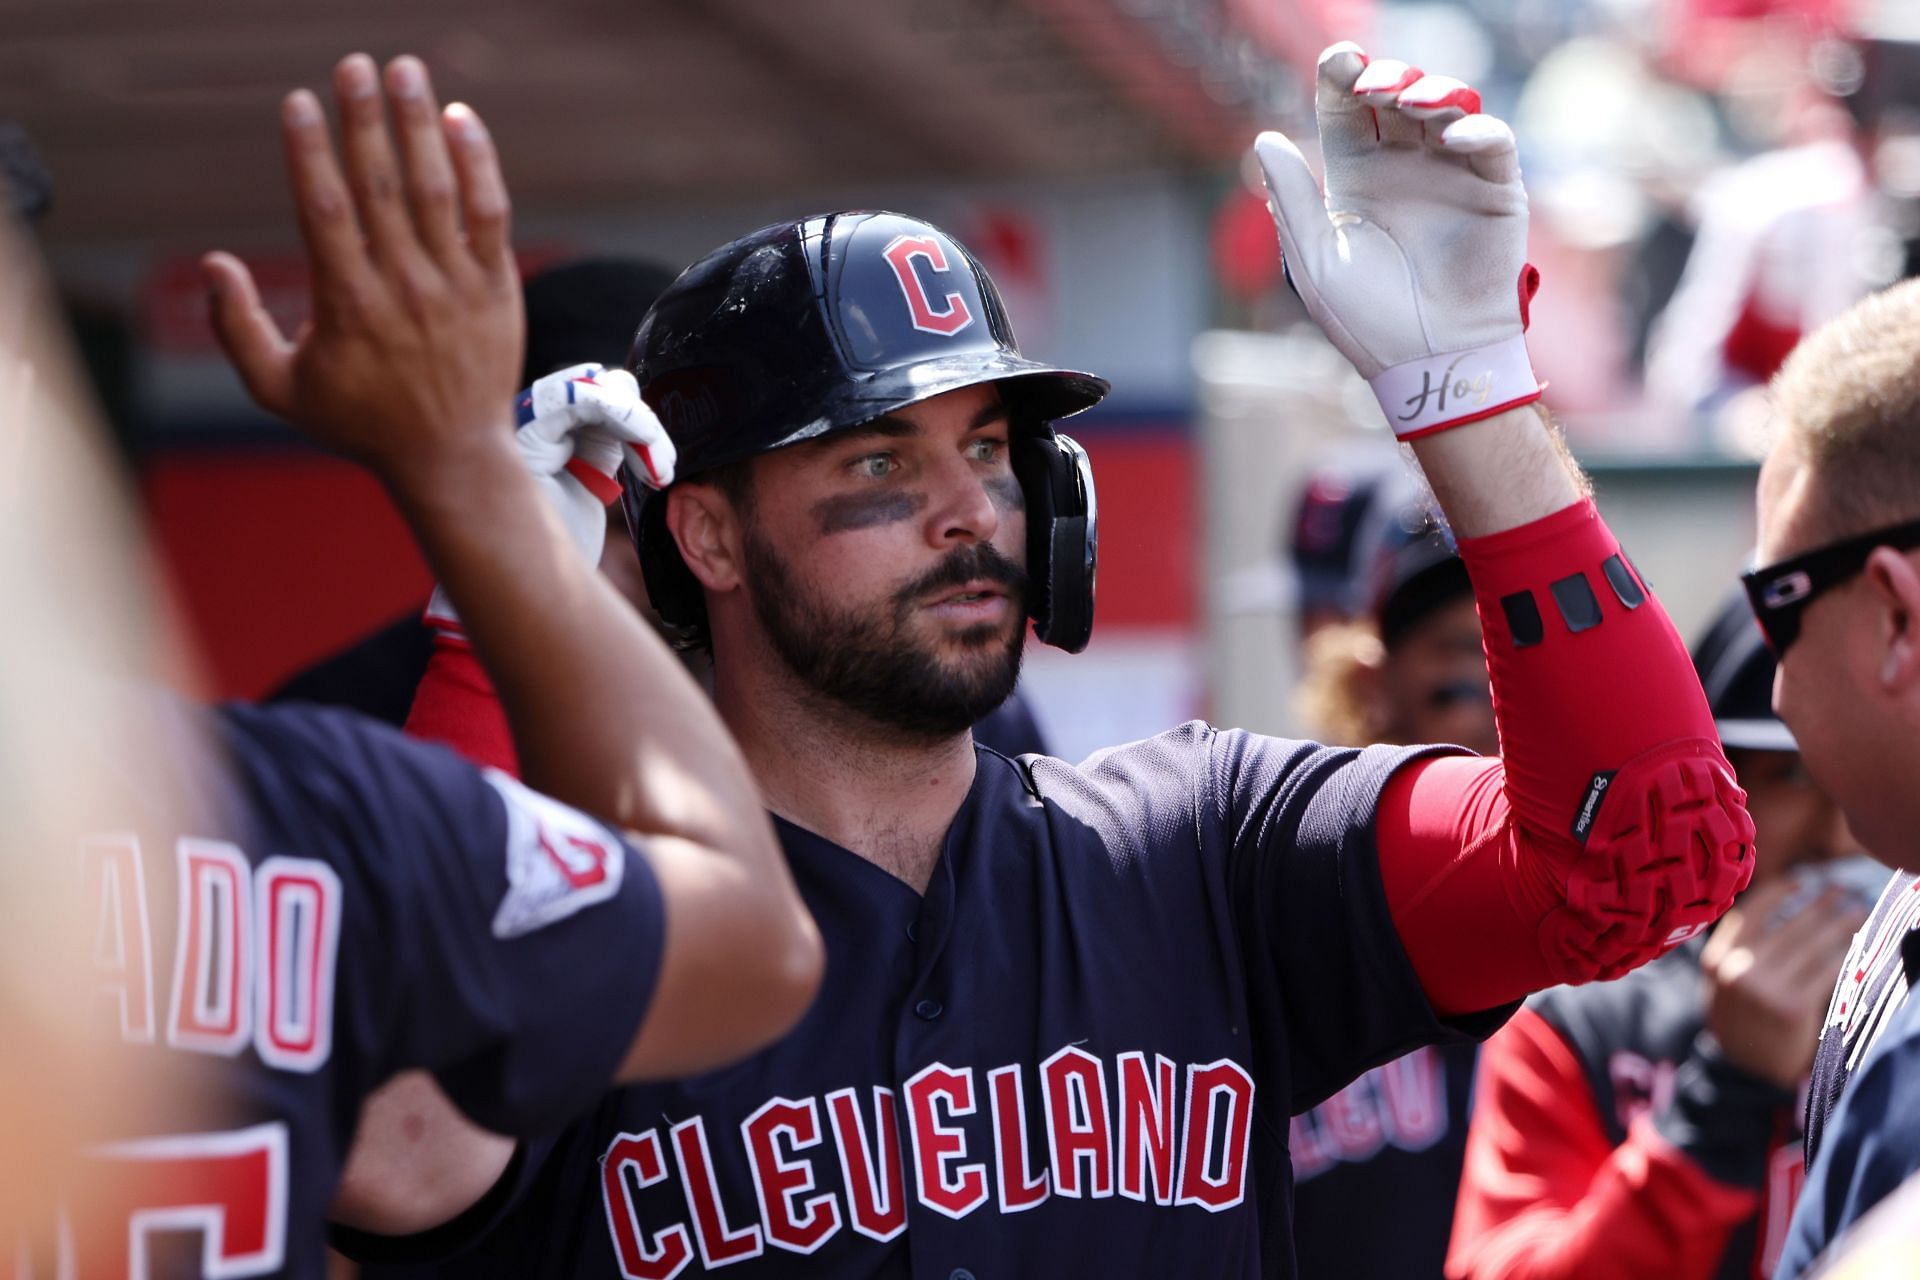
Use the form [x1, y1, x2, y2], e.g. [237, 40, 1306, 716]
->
[1371, 511, 1470, 651]
[1691, 591, 1796, 753]
[1286, 451, 1420, 622]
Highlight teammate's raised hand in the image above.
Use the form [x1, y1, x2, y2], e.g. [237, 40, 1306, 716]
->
[202, 53, 522, 486]
[1256, 42, 1541, 440]
[1701, 873, 1868, 1089]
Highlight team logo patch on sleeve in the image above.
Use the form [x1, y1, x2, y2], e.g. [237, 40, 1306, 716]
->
[484, 770, 626, 939]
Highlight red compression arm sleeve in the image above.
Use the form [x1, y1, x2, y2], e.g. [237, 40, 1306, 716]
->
[1446, 1010, 1760, 1280]
[1377, 499, 1754, 1015]
[403, 632, 520, 776]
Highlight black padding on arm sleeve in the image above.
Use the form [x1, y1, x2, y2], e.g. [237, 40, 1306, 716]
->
[1550, 572, 1603, 633]
[1501, 590, 1545, 648]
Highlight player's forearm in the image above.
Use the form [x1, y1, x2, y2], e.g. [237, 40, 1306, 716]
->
[396, 450, 822, 1076]
[386, 440, 777, 879]
[1449, 1019, 1757, 1280]
[1452, 1126, 1759, 1280]
[1379, 499, 1752, 1013]
[331, 1071, 515, 1236]
[1406, 402, 1586, 537]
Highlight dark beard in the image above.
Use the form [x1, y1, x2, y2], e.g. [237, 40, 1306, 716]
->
[744, 531, 1027, 739]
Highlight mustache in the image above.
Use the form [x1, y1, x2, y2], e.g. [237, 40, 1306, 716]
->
[898, 542, 1028, 606]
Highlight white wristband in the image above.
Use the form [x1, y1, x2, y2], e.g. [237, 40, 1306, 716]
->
[1368, 334, 1540, 439]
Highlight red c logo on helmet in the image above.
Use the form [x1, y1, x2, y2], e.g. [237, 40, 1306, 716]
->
[882, 234, 975, 337]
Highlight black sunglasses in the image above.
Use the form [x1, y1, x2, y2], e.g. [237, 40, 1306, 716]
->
[1741, 518, 1920, 655]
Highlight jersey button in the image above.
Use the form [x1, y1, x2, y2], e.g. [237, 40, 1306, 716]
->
[914, 998, 944, 1021]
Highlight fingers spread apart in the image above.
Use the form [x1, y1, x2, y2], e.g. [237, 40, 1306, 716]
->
[202, 251, 294, 416]
[382, 56, 465, 270]
[333, 54, 420, 270]
[1252, 130, 1332, 271]
[442, 103, 511, 271]
[280, 88, 371, 296]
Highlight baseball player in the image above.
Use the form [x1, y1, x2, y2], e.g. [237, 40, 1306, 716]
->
[341, 45, 1755, 1279]
[27, 54, 820, 1276]
[1288, 519, 1491, 1280]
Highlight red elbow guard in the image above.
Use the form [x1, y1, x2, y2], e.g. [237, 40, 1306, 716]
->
[1384, 500, 1755, 1010]
[1540, 740, 1755, 984]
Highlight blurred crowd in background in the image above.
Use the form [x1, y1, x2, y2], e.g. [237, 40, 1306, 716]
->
[5, 0, 1916, 762]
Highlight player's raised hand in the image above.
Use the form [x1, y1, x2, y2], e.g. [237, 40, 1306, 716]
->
[422, 363, 675, 632]
[1255, 43, 1541, 440]
[512, 364, 676, 494]
[202, 53, 522, 486]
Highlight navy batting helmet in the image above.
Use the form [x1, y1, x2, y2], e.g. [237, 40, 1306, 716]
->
[621, 211, 1109, 652]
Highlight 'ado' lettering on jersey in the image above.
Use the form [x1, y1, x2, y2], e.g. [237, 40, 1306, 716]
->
[371, 724, 1513, 1280]
[62, 701, 664, 1280]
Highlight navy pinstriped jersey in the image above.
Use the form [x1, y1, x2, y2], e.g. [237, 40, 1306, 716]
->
[59, 700, 665, 1279]
[1778, 869, 1920, 1275]
[357, 724, 1512, 1280]
[1804, 869, 1920, 1169]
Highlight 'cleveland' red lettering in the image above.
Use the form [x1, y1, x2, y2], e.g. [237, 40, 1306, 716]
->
[1042, 1046, 1114, 1198]
[743, 1098, 840, 1254]
[603, 1130, 694, 1280]
[988, 1065, 1049, 1212]
[595, 1045, 1259, 1260]
[1177, 1060, 1256, 1212]
[826, 1087, 906, 1242]
[904, 1063, 990, 1220]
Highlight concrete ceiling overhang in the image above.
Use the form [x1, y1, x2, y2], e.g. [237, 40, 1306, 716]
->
[0, 0, 1325, 243]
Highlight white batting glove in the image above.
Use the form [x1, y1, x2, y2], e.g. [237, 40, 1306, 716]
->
[1257, 43, 1542, 439]
[425, 363, 675, 633]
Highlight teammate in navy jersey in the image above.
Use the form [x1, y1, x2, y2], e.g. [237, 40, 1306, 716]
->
[336, 44, 1755, 1279]
[1289, 518, 1491, 1280]
[21, 53, 821, 1276]
[1751, 276, 1920, 1275]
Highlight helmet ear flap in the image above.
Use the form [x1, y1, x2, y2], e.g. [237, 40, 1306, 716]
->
[1013, 430, 1097, 654]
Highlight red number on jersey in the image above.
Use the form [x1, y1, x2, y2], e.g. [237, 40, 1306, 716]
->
[75, 1122, 289, 1278]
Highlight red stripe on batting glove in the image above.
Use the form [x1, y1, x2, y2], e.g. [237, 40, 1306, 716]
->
[564, 457, 623, 505]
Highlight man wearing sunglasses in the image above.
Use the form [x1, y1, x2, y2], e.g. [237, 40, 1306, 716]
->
[1749, 277, 1920, 1277]
[1447, 595, 1874, 1280]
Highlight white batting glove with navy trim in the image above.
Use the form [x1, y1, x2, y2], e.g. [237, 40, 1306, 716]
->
[1256, 43, 1542, 440]
[425, 363, 675, 634]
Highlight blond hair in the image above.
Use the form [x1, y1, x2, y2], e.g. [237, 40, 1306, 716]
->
[1294, 621, 1387, 747]
[1771, 277, 1920, 539]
